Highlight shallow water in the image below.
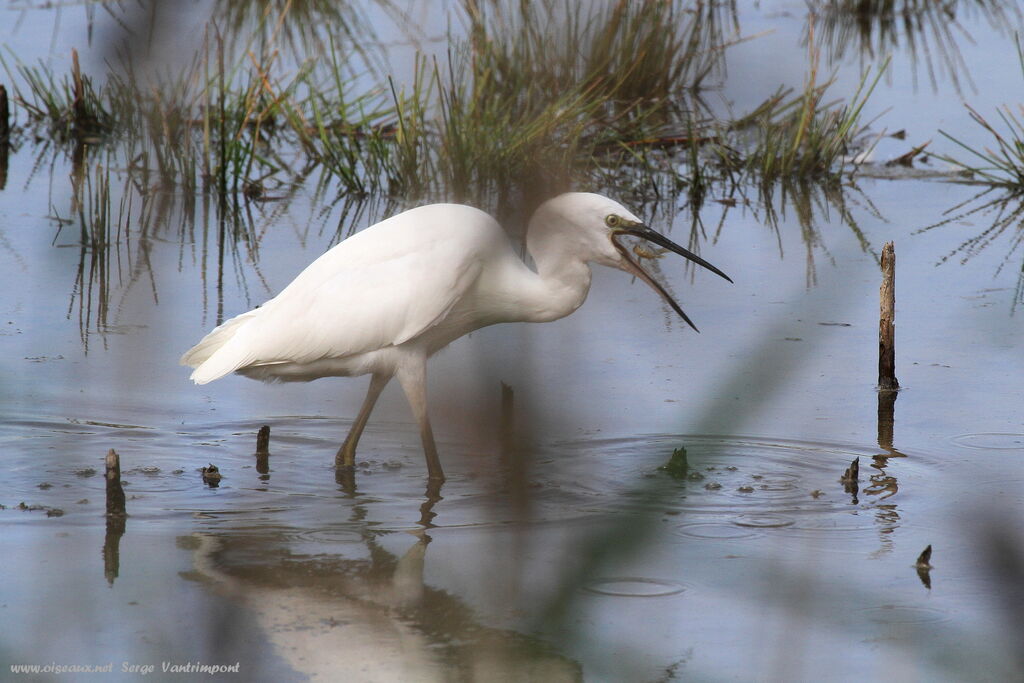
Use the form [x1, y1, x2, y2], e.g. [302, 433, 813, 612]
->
[2, 2, 1024, 682]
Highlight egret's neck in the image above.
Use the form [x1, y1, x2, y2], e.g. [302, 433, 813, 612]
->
[520, 222, 593, 323]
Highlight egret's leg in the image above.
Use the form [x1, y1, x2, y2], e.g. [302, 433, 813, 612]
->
[336, 373, 390, 468]
[396, 363, 444, 482]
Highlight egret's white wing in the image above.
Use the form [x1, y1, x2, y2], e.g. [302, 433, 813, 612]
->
[246, 238, 484, 363]
[189, 209, 496, 384]
[273, 204, 495, 300]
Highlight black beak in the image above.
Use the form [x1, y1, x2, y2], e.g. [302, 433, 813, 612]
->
[611, 224, 732, 332]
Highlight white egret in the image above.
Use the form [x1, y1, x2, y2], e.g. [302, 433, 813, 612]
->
[181, 192, 731, 481]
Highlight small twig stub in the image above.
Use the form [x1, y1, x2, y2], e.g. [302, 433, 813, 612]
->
[915, 544, 933, 569]
[256, 425, 271, 454]
[840, 457, 859, 496]
[840, 456, 859, 483]
[201, 463, 223, 487]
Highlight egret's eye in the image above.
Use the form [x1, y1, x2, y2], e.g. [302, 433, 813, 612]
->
[605, 214, 621, 229]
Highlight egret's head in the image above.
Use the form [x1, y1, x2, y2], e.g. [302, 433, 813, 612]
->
[533, 192, 732, 332]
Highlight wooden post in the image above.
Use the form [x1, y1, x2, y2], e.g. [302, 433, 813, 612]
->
[878, 242, 899, 392]
[105, 449, 126, 517]
[256, 425, 270, 453]
[0, 84, 9, 141]
[0, 84, 10, 191]
[256, 425, 270, 475]
[104, 449, 127, 584]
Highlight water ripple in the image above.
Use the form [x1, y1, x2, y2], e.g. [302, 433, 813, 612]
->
[950, 432, 1024, 451]
[583, 577, 688, 598]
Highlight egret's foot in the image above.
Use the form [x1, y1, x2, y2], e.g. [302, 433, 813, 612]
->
[423, 449, 445, 483]
[335, 443, 357, 469]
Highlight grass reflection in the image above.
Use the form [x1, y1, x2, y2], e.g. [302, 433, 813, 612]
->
[704, 177, 883, 288]
[50, 140, 406, 349]
[917, 186, 1024, 311]
[808, 0, 1021, 93]
[939, 36, 1024, 191]
[53, 151, 263, 347]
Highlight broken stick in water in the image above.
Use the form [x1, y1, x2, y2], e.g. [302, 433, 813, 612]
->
[256, 425, 270, 476]
[201, 464, 222, 487]
[105, 449, 126, 517]
[840, 457, 859, 484]
[915, 544, 933, 569]
[915, 544, 933, 589]
[840, 456, 859, 497]
[879, 241, 899, 392]
[104, 449, 126, 584]
[256, 425, 270, 454]
[0, 84, 9, 142]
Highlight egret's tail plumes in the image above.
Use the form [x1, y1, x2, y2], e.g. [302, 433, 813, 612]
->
[180, 310, 259, 384]
[180, 310, 257, 368]
[189, 344, 255, 385]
